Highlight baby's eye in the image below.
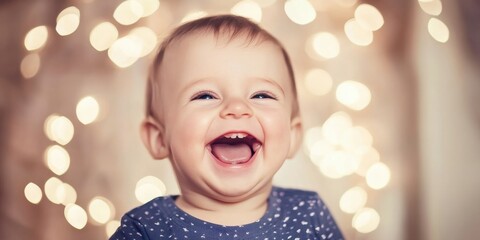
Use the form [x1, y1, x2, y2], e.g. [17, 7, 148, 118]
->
[191, 91, 218, 100]
[251, 92, 277, 100]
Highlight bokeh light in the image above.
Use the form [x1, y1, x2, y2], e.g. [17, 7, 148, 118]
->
[340, 186, 368, 214]
[355, 147, 380, 176]
[344, 18, 374, 46]
[24, 26, 48, 51]
[56, 6, 80, 36]
[340, 126, 373, 152]
[366, 162, 391, 189]
[334, 0, 358, 8]
[419, 0, 442, 16]
[322, 111, 353, 145]
[44, 145, 71, 176]
[113, 0, 144, 25]
[20, 53, 41, 79]
[319, 151, 359, 178]
[44, 115, 75, 145]
[59, 183, 77, 205]
[64, 204, 88, 229]
[76, 96, 100, 125]
[304, 68, 333, 96]
[428, 17, 449, 43]
[304, 126, 324, 152]
[231, 0, 262, 23]
[108, 36, 143, 68]
[44, 177, 64, 204]
[309, 32, 340, 59]
[308, 139, 335, 165]
[24, 182, 43, 204]
[128, 27, 158, 57]
[354, 4, 384, 31]
[136, 0, 160, 17]
[135, 176, 167, 203]
[336, 80, 372, 111]
[352, 208, 380, 233]
[284, 0, 316, 25]
[181, 10, 208, 23]
[254, 0, 277, 7]
[89, 22, 119, 51]
[88, 196, 115, 224]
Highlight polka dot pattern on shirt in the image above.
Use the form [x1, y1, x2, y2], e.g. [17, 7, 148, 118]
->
[110, 186, 344, 240]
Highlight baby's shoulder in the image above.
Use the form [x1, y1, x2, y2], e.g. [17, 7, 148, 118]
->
[122, 195, 175, 222]
[271, 186, 325, 210]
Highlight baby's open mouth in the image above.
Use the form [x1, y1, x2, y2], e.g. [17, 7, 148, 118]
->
[208, 132, 262, 165]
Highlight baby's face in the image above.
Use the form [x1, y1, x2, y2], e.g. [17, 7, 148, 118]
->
[157, 33, 301, 200]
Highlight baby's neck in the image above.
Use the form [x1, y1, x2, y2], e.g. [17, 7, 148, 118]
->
[174, 186, 271, 226]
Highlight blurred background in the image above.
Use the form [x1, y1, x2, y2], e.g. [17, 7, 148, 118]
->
[1, 0, 479, 239]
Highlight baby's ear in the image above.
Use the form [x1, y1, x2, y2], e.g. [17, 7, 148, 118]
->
[140, 116, 169, 159]
[287, 116, 303, 159]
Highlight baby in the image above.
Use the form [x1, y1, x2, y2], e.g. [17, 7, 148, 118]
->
[111, 15, 344, 239]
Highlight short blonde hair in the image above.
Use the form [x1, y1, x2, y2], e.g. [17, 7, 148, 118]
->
[146, 14, 299, 120]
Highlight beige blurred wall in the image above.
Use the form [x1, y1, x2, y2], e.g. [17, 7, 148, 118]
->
[415, 1, 480, 239]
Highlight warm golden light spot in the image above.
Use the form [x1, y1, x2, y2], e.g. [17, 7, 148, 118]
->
[309, 139, 335, 165]
[344, 19, 373, 46]
[135, 176, 167, 203]
[44, 177, 64, 204]
[419, 0, 442, 16]
[304, 126, 323, 153]
[304, 69, 333, 96]
[136, 0, 160, 17]
[24, 26, 48, 51]
[181, 10, 208, 23]
[129, 27, 158, 57]
[60, 183, 77, 205]
[45, 145, 70, 175]
[46, 116, 75, 145]
[322, 111, 353, 145]
[44, 114, 59, 140]
[231, 0, 263, 23]
[24, 182, 42, 204]
[106, 220, 121, 237]
[114, 0, 144, 25]
[428, 18, 449, 43]
[336, 80, 372, 110]
[354, 4, 384, 31]
[64, 204, 88, 229]
[90, 22, 119, 51]
[355, 147, 380, 176]
[352, 208, 380, 233]
[284, 0, 316, 25]
[89, 196, 115, 224]
[76, 96, 100, 125]
[340, 186, 367, 214]
[319, 151, 357, 178]
[108, 36, 143, 68]
[340, 126, 373, 152]
[254, 0, 277, 7]
[56, 6, 80, 36]
[366, 162, 391, 189]
[20, 53, 41, 79]
[333, 0, 358, 8]
[309, 32, 340, 59]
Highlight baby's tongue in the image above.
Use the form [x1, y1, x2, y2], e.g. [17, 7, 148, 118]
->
[211, 143, 252, 163]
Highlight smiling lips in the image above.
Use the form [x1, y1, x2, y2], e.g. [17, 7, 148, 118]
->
[209, 132, 262, 165]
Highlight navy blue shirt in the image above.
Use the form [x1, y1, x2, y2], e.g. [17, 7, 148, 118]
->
[110, 186, 344, 240]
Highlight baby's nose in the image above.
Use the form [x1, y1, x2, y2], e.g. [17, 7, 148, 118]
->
[219, 98, 253, 119]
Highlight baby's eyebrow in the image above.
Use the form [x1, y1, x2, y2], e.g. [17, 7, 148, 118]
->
[178, 78, 214, 96]
[252, 77, 286, 96]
